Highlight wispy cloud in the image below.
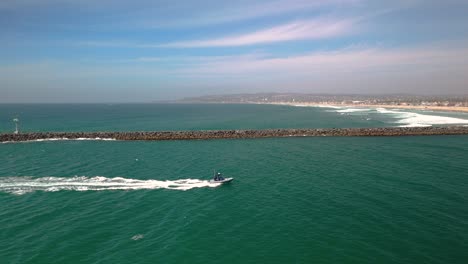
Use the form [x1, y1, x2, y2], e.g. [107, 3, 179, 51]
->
[5, 44, 467, 79]
[142, 0, 360, 28]
[3, 43, 468, 101]
[160, 18, 354, 48]
[183, 45, 468, 76]
[77, 17, 355, 49]
[168, 44, 468, 94]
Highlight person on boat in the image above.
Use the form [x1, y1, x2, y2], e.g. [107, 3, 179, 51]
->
[215, 172, 224, 181]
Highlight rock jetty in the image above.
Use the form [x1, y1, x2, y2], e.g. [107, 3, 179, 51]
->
[1, 127, 468, 143]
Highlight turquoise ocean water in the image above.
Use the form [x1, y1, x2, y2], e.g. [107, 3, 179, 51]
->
[1, 104, 468, 263]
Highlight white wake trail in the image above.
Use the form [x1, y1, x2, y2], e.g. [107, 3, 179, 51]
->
[0, 176, 221, 195]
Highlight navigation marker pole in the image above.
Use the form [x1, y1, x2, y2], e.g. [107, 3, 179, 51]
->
[13, 118, 19, 134]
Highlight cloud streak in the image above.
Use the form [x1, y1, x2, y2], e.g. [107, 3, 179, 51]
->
[3, 44, 467, 84]
[0, 0, 359, 28]
[160, 18, 354, 48]
[77, 17, 355, 49]
[3, 45, 467, 78]
[2, 44, 468, 102]
[143, 0, 360, 28]
[183, 45, 468, 77]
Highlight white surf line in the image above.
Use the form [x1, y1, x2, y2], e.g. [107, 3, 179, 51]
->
[1, 138, 117, 144]
[318, 104, 468, 127]
[291, 103, 343, 109]
[0, 176, 221, 195]
[335, 108, 373, 113]
[375, 108, 468, 127]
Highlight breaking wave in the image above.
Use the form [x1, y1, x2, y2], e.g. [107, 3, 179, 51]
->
[0, 176, 221, 195]
[336, 108, 372, 113]
[324, 106, 468, 127]
[375, 108, 468, 127]
[292, 104, 342, 109]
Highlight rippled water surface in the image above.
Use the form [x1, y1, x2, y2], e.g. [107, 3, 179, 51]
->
[1, 104, 468, 263]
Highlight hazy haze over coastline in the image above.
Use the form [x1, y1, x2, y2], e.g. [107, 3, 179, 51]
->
[1, 0, 468, 103]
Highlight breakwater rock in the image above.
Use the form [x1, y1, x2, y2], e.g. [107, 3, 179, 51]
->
[2, 127, 468, 142]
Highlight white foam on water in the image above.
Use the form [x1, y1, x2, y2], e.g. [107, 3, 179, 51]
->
[0, 176, 222, 195]
[312, 105, 343, 109]
[292, 104, 342, 109]
[2, 138, 116, 144]
[324, 106, 468, 127]
[375, 108, 468, 127]
[336, 108, 372, 113]
[375, 108, 397, 114]
[398, 123, 432, 128]
[76, 137, 116, 141]
[131, 234, 144, 241]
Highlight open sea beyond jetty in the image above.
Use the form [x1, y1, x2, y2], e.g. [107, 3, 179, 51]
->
[1, 104, 468, 263]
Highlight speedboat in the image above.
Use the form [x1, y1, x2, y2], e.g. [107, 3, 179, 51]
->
[209, 177, 234, 184]
[209, 171, 233, 184]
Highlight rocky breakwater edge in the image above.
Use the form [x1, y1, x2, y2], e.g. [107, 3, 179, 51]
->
[2, 127, 468, 143]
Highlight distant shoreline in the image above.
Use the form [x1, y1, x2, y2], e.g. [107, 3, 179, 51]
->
[260, 102, 468, 113]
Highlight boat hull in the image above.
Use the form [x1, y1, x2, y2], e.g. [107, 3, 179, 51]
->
[209, 177, 233, 184]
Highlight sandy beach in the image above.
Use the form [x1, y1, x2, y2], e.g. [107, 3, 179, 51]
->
[266, 102, 468, 113]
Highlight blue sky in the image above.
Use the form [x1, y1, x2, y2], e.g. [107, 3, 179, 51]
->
[1, 0, 468, 102]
